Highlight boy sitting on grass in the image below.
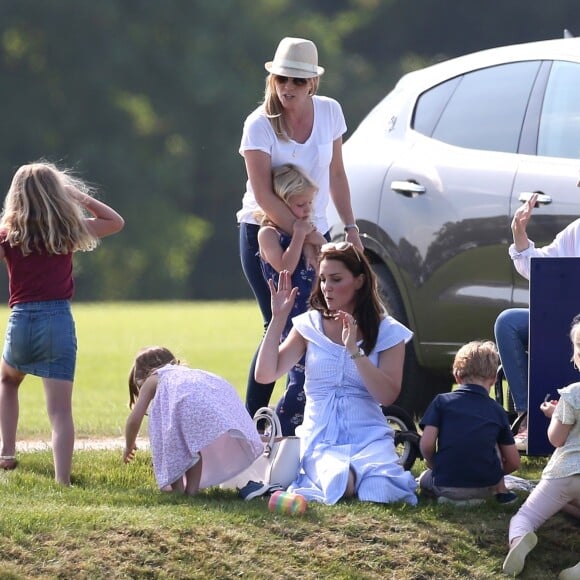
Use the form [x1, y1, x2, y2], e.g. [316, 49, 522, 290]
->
[418, 340, 521, 505]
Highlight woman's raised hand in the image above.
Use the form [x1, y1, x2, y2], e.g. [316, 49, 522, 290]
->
[268, 270, 297, 319]
[334, 310, 358, 353]
[512, 193, 538, 251]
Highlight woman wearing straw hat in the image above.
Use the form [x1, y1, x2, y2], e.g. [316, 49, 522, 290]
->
[237, 37, 362, 418]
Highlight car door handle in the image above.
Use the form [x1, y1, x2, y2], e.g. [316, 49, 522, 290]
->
[390, 180, 426, 197]
[518, 192, 552, 205]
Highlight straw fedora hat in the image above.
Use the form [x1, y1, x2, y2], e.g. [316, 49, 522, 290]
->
[265, 37, 325, 78]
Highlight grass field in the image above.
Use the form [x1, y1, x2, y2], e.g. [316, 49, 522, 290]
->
[6, 301, 276, 438]
[0, 302, 578, 579]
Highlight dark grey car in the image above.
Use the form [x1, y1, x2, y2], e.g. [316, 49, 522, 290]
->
[327, 36, 580, 415]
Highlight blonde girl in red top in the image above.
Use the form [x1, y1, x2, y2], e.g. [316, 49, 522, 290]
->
[0, 161, 124, 484]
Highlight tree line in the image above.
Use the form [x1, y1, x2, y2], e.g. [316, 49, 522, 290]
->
[0, 0, 577, 301]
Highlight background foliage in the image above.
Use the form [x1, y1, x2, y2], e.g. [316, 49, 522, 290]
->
[0, 0, 578, 300]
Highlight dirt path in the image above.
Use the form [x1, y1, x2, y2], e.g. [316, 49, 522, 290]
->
[15, 437, 150, 453]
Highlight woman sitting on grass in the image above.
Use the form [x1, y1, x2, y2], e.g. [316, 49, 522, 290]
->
[123, 346, 263, 495]
[255, 243, 418, 505]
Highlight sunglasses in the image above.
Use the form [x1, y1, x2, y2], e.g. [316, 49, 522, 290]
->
[320, 241, 362, 262]
[274, 75, 308, 87]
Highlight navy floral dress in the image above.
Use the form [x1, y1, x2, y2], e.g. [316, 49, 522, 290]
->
[260, 230, 316, 435]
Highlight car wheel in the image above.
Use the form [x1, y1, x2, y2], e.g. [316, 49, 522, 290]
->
[381, 404, 420, 471]
[373, 263, 453, 417]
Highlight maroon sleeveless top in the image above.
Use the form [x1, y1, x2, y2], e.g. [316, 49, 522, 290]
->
[0, 236, 74, 307]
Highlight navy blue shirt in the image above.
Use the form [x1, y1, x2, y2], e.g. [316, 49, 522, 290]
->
[420, 384, 515, 488]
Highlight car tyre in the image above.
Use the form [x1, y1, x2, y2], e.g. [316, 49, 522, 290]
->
[373, 262, 453, 416]
[381, 404, 420, 471]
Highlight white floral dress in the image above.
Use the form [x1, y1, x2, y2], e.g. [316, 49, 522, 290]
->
[542, 382, 580, 479]
[148, 365, 263, 489]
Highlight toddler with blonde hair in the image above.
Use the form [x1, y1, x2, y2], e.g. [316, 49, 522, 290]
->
[419, 340, 521, 505]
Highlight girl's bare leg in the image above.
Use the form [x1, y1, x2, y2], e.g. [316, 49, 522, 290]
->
[170, 477, 185, 493]
[184, 455, 202, 496]
[0, 360, 25, 460]
[43, 378, 74, 485]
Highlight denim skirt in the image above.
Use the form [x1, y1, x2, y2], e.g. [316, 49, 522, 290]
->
[2, 300, 77, 381]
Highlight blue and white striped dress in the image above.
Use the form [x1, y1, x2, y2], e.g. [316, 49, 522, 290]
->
[287, 311, 418, 505]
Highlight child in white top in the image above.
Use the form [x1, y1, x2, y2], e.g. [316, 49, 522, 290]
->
[502, 315, 580, 577]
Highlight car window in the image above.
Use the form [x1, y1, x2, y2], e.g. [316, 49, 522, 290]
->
[537, 61, 580, 159]
[414, 61, 541, 153]
[412, 77, 459, 136]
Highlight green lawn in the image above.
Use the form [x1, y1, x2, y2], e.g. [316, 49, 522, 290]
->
[7, 301, 275, 438]
[0, 302, 577, 579]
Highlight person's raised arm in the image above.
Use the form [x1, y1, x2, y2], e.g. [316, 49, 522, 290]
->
[69, 186, 125, 238]
[328, 138, 362, 251]
[255, 271, 306, 383]
[511, 192, 538, 252]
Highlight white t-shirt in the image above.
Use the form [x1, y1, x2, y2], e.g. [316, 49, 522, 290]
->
[236, 95, 347, 233]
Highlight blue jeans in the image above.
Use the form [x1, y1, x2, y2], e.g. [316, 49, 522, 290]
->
[239, 222, 276, 416]
[494, 308, 529, 413]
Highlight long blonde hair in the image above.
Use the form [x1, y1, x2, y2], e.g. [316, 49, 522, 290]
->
[0, 161, 98, 255]
[263, 74, 319, 140]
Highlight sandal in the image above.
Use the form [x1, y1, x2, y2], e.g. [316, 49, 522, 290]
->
[511, 412, 528, 435]
[0, 455, 18, 470]
[514, 429, 528, 452]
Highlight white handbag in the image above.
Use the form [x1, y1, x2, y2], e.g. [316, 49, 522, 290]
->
[221, 407, 301, 490]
